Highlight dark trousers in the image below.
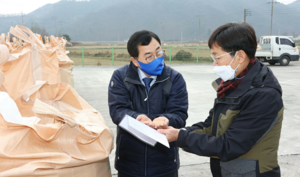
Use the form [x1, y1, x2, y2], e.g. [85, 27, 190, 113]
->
[118, 171, 178, 177]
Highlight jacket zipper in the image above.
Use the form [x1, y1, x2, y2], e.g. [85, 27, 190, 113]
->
[212, 99, 222, 136]
[144, 81, 155, 177]
[145, 87, 149, 177]
[117, 135, 122, 160]
[174, 147, 177, 163]
[143, 77, 170, 177]
[143, 77, 169, 101]
[155, 77, 170, 84]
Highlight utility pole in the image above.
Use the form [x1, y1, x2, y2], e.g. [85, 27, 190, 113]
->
[181, 30, 183, 43]
[122, 28, 125, 42]
[161, 21, 166, 44]
[268, 0, 278, 36]
[59, 21, 63, 36]
[52, 16, 57, 36]
[196, 15, 204, 45]
[29, 19, 34, 31]
[270, 0, 274, 35]
[244, 9, 251, 22]
[21, 11, 24, 25]
[199, 16, 201, 45]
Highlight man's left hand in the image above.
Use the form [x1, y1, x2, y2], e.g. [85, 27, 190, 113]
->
[157, 126, 180, 142]
[153, 116, 169, 129]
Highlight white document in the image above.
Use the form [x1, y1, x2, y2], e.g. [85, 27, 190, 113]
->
[119, 115, 170, 148]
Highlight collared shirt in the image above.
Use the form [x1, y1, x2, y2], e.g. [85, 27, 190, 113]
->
[138, 68, 157, 87]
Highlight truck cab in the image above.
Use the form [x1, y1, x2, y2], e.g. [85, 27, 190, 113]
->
[255, 36, 299, 66]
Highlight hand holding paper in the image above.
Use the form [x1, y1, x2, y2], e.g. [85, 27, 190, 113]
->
[157, 126, 180, 142]
[119, 115, 170, 148]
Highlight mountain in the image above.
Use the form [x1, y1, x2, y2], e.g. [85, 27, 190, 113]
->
[1, 0, 300, 42]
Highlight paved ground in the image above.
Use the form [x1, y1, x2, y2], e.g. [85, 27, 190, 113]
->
[73, 61, 300, 177]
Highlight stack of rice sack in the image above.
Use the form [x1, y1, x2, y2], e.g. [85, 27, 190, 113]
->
[47, 35, 74, 87]
[0, 26, 74, 87]
[0, 25, 113, 177]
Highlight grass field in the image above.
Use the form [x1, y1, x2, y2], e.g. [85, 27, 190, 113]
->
[67, 44, 213, 66]
[67, 45, 300, 66]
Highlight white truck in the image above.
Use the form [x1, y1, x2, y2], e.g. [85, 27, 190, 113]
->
[255, 36, 299, 66]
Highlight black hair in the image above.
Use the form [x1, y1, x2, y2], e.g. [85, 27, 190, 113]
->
[208, 22, 257, 59]
[127, 30, 161, 58]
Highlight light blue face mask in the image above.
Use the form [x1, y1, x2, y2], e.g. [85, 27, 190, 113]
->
[137, 56, 164, 76]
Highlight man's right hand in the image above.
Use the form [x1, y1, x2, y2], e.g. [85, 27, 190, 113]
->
[137, 115, 154, 127]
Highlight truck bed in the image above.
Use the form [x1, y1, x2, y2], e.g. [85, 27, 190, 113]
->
[255, 44, 272, 57]
[255, 50, 272, 57]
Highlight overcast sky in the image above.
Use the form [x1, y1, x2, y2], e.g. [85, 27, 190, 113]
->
[0, 0, 297, 15]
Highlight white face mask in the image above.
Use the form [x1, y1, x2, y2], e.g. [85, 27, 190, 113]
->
[213, 52, 240, 82]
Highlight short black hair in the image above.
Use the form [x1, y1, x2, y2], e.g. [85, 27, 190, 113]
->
[208, 22, 257, 59]
[127, 30, 161, 58]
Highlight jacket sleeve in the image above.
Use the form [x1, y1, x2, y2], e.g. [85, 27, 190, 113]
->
[160, 72, 188, 128]
[108, 69, 143, 125]
[176, 89, 283, 161]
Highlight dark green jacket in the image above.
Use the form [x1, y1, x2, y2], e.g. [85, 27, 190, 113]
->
[176, 61, 283, 177]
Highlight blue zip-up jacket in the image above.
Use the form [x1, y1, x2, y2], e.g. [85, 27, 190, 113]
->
[108, 62, 188, 177]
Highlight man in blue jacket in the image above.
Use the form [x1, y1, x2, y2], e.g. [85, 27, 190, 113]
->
[159, 22, 283, 177]
[108, 30, 188, 177]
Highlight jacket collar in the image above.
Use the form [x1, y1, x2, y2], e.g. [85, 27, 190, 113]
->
[211, 61, 262, 98]
[125, 61, 170, 85]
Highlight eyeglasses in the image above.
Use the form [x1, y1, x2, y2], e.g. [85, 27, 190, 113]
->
[142, 50, 164, 63]
[211, 51, 235, 64]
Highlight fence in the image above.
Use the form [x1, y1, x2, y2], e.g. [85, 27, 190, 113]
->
[67, 45, 213, 66]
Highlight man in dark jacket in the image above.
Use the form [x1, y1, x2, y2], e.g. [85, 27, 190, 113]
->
[159, 22, 283, 177]
[108, 30, 188, 177]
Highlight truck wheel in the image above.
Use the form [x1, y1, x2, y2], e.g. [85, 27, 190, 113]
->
[268, 62, 276, 65]
[280, 56, 290, 66]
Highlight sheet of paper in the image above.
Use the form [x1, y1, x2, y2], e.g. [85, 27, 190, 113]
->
[119, 115, 169, 148]
[119, 115, 156, 146]
[127, 116, 169, 148]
